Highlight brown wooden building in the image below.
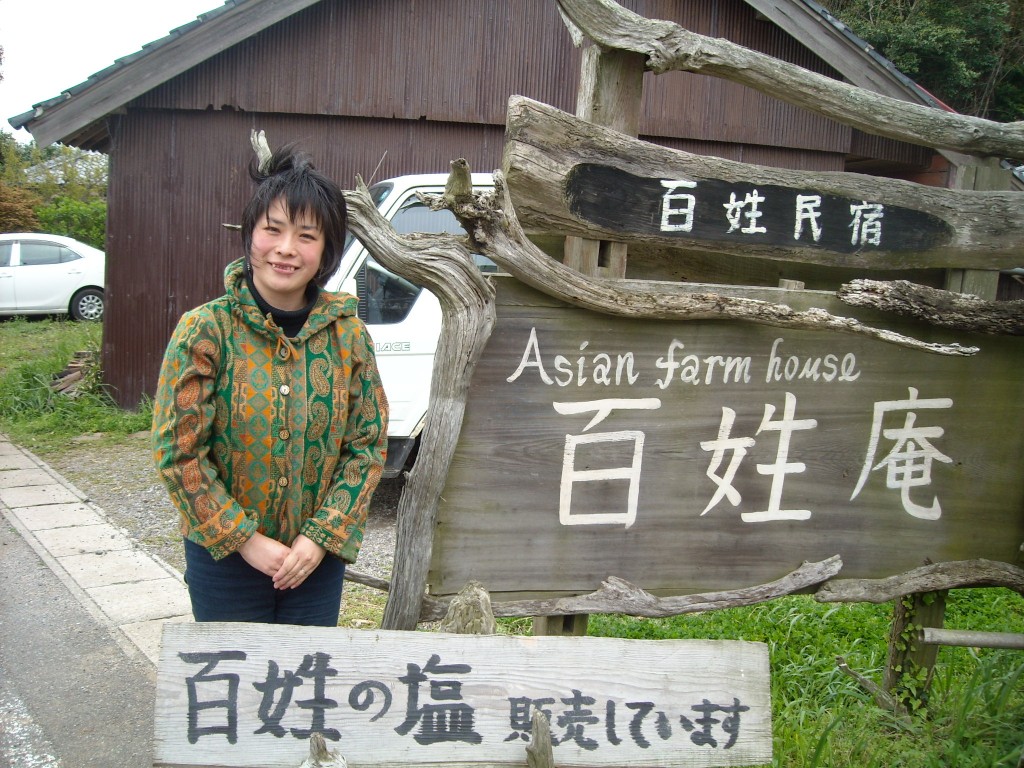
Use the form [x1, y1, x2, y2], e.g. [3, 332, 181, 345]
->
[11, 0, 1015, 408]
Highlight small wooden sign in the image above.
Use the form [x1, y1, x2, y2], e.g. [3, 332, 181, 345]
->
[430, 278, 1024, 599]
[565, 163, 954, 255]
[503, 97, 1024, 269]
[154, 623, 771, 768]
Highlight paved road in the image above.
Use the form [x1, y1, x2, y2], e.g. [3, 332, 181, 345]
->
[0, 436, 192, 767]
[0, 523, 155, 767]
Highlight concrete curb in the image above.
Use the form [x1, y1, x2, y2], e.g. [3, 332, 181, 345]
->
[0, 434, 192, 665]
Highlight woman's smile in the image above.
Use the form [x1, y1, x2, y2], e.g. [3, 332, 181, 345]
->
[250, 198, 325, 309]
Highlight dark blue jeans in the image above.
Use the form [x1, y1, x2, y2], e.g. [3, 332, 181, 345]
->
[183, 538, 346, 626]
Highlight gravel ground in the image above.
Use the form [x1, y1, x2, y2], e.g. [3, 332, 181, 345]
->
[41, 431, 401, 581]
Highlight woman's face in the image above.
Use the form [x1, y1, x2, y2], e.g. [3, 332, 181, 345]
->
[249, 198, 325, 310]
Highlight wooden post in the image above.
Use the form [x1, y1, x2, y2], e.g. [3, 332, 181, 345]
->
[532, 614, 590, 636]
[563, 45, 645, 280]
[944, 157, 1009, 301]
[539, 44, 645, 638]
[884, 590, 947, 712]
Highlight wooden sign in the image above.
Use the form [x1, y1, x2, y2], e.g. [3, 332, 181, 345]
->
[503, 97, 1024, 270]
[154, 623, 771, 768]
[565, 163, 954, 255]
[429, 277, 1024, 599]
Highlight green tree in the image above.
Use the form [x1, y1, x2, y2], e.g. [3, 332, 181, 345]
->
[0, 181, 42, 232]
[0, 128, 108, 243]
[0, 130, 30, 181]
[983, 0, 1024, 122]
[36, 197, 106, 248]
[823, 0, 1024, 121]
[1, 131, 43, 231]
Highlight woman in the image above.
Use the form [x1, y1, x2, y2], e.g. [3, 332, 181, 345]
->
[152, 142, 388, 625]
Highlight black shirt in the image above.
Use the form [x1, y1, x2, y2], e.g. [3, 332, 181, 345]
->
[245, 269, 318, 338]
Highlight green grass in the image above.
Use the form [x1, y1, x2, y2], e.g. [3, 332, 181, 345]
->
[0, 317, 151, 452]
[589, 590, 1024, 767]
[2, 318, 1022, 767]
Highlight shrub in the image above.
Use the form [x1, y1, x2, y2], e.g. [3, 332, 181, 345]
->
[0, 181, 42, 232]
[35, 196, 107, 248]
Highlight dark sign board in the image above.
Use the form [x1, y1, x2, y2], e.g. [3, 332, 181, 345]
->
[565, 163, 955, 256]
[430, 278, 1024, 599]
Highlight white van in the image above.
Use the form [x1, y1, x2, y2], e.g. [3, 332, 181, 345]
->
[325, 172, 497, 477]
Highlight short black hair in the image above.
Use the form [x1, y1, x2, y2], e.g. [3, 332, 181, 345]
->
[241, 143, 347, 287]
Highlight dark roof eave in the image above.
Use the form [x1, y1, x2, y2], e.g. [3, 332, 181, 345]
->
[8, 107, 39, 132]
[14, 0, 323, 148]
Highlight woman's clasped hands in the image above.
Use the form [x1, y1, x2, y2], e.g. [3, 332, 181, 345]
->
[238, 531, 326, 589]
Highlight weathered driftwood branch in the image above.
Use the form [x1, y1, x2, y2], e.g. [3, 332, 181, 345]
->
[815, 559, 1024, 604]
[555, 0, 1024, 160]
[526, 711, 556, 768]
[836, 656, 911, 725]
[436, 170, 976, 356]
[343, 175, 497, 632]
[838, 279, 1024, 335]
[418, 556, 843, 622]
[504, 96, 1024, 270]
[297, 733, 346, 768]
[342, 567, 390, 593]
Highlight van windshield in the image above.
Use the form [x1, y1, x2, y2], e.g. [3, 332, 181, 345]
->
[354, 188, 499, 324]
[390, 199, 463, 235]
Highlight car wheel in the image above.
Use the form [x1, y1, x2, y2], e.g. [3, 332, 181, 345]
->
[70, 288, 104, 321]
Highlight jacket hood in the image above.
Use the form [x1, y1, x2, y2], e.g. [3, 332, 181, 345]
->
[222, 258, 358, 341]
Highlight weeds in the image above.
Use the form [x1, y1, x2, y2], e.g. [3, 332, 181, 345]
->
[589, 592, 1024, 767]
[0, 317, 151, 452]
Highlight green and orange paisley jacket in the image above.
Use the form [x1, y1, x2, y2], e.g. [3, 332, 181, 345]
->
[152, 258, 388, 562]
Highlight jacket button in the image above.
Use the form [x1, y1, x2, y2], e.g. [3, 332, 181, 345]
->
[279, 348, 289, 359]
[280, 385, 291, 396]
[279, 429, 290, 440]
[278, 477, 289, 487]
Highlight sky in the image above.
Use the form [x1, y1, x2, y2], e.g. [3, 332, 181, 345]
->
[0, 0, 225, 143]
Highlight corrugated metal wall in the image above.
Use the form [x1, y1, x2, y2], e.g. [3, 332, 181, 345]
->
[104, 0, 931, 407]
[135, 0, 581, 126]
[135, 0, 863, 152]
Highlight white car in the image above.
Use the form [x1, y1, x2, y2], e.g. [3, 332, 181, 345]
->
[326, 173, 497, 477]
[0, 233, 106, 321]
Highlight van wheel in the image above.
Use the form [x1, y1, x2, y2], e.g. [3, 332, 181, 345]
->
[70, 288, 104, 321]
